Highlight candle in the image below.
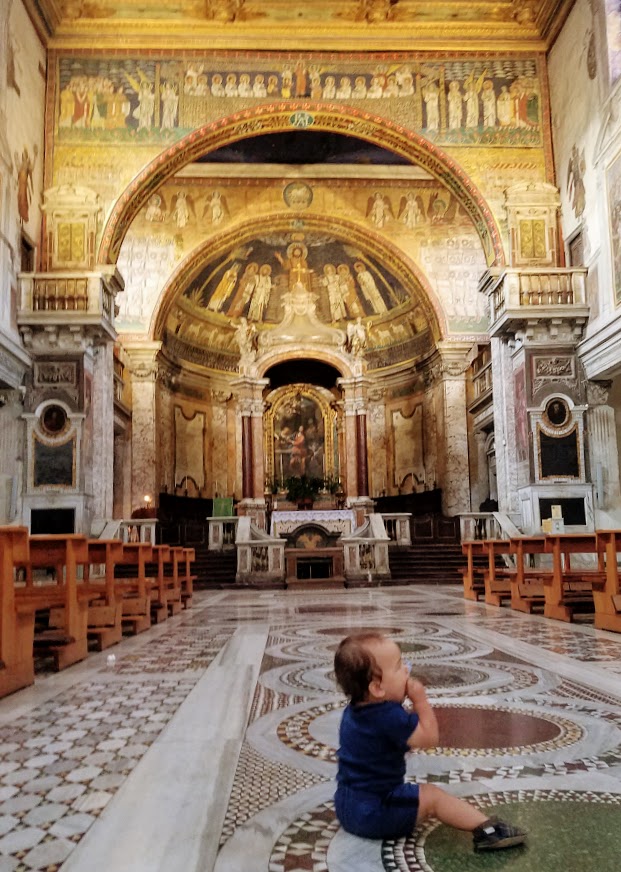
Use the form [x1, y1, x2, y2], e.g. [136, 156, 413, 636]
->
[214, 479, 218, 496]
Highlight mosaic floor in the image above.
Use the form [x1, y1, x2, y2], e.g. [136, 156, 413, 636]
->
[1, 585, 621, 871]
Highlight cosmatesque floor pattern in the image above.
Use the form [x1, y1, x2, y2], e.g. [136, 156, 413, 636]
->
[1, 585, 621, 871]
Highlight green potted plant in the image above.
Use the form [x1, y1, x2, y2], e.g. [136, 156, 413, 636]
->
[284, 475, 324, 509]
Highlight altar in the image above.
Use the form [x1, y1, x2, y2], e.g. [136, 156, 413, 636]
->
[270, 509, 355, 588]
[270, 509, 356, 538]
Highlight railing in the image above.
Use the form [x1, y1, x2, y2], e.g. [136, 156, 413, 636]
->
[20, 272, 117, 320]
[235, 516, 285, 584]
[119, 519, 157, 544]
[208, 516, 239, 551]
[472, 361, 493, 399]
[480, 267, 588, 329]
[381, 513, 412, 546]
[341, 514, 391, 582]
[460, 512, 522, 541]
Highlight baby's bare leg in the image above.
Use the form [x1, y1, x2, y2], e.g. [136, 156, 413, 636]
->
[416, 784, 488, 831]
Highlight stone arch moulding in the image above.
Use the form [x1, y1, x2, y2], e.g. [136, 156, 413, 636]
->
[149, 212, 448, 343]
[98, 103, 505, 268]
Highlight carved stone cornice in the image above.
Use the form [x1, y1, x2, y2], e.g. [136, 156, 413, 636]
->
[32, 0, 573, 51]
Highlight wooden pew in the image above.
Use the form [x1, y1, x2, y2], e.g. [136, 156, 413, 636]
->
[83, 539, 125, 650]
[542, 533, 601, 622]
[166, 546, 184, 616]
[0, 527, 36, 696]
[149, 545, 172, 623]
[460, 540, 487, 601]
[509, 536, 549, 614]
[22, 535, 92, 671]
[481, 539, 514, 607]
[180, 547, 195, 609]
[593, 530, 621, 633]
[115, 543, 154, 634]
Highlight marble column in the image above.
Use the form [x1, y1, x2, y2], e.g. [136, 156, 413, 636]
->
[241, 410, 253, 498]
[471, 430, 489, 511]
[90, 342, 115, 520]
[232, 376, 269, 527]
[356, 411, 369, 497]
[124, 342, 161, 512]
[367, 388, 387, 497]
[337, 376, 373, 514]
[586, 381, 621, 512]
[490, 336, 520, 515]
[428, 344, 471, 516]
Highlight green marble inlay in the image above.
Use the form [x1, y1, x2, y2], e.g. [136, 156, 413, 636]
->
[424, 801, 619, 871]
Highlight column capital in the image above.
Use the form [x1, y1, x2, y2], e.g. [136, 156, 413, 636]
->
[123, 341, 162, 380]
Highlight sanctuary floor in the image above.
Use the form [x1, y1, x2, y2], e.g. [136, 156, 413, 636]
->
[1, 585, 621, 872]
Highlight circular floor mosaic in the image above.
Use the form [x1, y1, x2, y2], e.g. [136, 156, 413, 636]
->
[269, 791, 621, 872]
[276, 702, 583, 762]
[384, 790, 621, 871]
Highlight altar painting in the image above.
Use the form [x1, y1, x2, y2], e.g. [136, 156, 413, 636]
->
[265, 387, 336, 486]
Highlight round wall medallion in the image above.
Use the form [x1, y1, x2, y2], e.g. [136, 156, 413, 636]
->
[41, 404, 68, 436]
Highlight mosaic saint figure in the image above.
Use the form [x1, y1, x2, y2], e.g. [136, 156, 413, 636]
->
[464, 73, 483, 128]
[481, 80, 496, 127]
[354, 262, 388, 314]
[422, 79, 440, 130]
[134, 81, 155, 130]
[321, 264, 347, 322]
[322, 76, 336, 99]
[352, 76, 367, 99]
[207, 262, 240, 311]
[336, 77, 352, 99]
[228, 262, 259, 317]
[338, 263, 363, 318]
[497, 85, 513, 126]
[160, 82, 178, 130]
[448, 81, 463, 129]
[15, 145, 37, 223]
[247, 264, 273, 322]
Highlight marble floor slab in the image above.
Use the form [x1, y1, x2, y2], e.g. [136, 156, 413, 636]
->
[0, 586, 620, 872]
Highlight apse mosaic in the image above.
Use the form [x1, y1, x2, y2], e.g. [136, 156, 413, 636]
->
[54, 54, 544, 149]
[182, 233, 408, 323]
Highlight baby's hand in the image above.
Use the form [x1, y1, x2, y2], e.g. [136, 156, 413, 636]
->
[406, 677, 428, 709]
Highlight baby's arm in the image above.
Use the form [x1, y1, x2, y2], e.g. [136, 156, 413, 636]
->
[405, 678, 439, 749]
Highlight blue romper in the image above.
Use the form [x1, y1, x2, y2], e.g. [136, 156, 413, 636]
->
[335, 701, 420, 840]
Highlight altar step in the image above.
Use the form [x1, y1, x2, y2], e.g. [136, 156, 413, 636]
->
[387, 542, 464, 585]
[193, 548, 237, 589]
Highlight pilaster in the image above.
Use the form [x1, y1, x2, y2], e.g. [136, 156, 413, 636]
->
[125, 342, 161, 511]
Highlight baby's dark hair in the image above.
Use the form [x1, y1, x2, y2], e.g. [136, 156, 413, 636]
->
[334, 633, 385, 704]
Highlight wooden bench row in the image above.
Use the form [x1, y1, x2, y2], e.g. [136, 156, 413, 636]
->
[0, 528, 196, 699]
[461, 531, 621, 631]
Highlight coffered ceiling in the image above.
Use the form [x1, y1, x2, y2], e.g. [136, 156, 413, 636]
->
[27, 0, 576, 51]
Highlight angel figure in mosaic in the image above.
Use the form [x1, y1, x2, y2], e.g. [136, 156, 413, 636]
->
[398, 192, 425, 229]
[203, 190, 229, 226]
[367, 192, 393, 229]
[170, 191, 195, 229]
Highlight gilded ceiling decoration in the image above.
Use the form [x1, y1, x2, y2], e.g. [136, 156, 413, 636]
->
[30, 0, 576, 50]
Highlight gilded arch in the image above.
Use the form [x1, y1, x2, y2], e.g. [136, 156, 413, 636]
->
[98, 103, 505, 268]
